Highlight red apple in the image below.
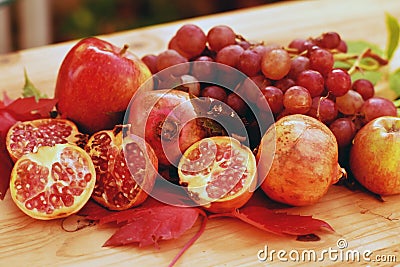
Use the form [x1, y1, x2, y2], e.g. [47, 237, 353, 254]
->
[54, 37, 152, 134]
[350, 116, 400, 196]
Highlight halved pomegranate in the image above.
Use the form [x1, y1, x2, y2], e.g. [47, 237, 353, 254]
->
[6, 118, 87, 162]
[9, 144, 96, 220]
[85, 126, 158, 211]
[178, 136, 257, 213]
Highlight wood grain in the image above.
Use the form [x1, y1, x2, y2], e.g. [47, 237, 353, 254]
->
[1, 0, 399, 266]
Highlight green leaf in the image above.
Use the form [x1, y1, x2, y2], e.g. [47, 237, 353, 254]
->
[346, 40, 384, 56]
[22, 69, 47, 101]
[385, 13, 400, 60]
[351, 70, 383, 85]
[389, 68, 400, 95]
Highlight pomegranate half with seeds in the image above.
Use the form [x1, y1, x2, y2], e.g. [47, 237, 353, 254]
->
[85, 126, 158, 211]
[178, 136, 257, 213]
[6, 118, 87, 162]
[9, 143, 96, 220]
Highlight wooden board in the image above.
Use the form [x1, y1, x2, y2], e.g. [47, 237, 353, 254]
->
[0, 0, 399, 266]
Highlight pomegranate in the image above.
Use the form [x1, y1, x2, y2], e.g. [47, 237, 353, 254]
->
[85, 125, 158, 210]
[9, 144, 96, 220]
[178, 136, 257, 213]
[126, 89, 207, 168]
[6, 118, 88, 162]
[257, 114, 344, 206]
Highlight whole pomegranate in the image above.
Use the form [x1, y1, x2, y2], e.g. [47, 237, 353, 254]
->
[85, 125, 158, 210]
[55, 37, 152, 134]
[126, 89, 207, 168]
[257, 114, 344, 206]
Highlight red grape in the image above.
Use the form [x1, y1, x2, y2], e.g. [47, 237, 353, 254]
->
[168, 35, 192, 59]
[335, 90, 364, 115]
[287, 55, 310, 80]
[257, 86, 284, 114]
[351, 78, 375, 100]
[308, 97, 338, 124]
[156, 49, 189, 75]
[207, 25, 236, 52]
[296, 69, 325, 97]
[283, 85, 312, 114]
[216, 44, 244, 68]
[141, 54, 158, 74]
[235, 75, 270, 104]
[336, 40, 348, 53]
[308, 48, 334, 76]
[360, 97, 397, 123]
[274, 78, 295, 93]
[329, 118, 357, 147]
[201, 85, 227, 102]
[175, 24, 207, 58]
[226, 93, 248, 116]
[191, 55, 215, 81]
[288, 38, 314, 53]
[261, 48, 291, 80]
[238, 49, 262, 77]
[325, 68, 351, 97]
[315, 32, 341, 49]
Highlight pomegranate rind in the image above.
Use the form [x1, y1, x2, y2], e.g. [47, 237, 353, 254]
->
[85, 126, 158, 211]
[178, 136, 257, 213]
[257, 114, 342, 206]
[126, 89, 207, 167]
[6, 118, 86, 162]
[9, 144, 96, 220]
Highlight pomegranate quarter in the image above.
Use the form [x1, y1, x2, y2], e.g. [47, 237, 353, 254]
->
[257, 114, 344, 206]
[85, 126, 158, 211]
[178, 136, 257, 213]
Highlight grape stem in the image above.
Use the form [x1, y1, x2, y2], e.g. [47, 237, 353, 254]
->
[338, 48, 388, 75]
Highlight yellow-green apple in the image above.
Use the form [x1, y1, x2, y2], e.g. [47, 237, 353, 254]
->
[54, 37, 152, 134]
[350, 116, 400, 195]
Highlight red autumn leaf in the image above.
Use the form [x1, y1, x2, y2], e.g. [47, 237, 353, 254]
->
[79, 197, 204, 248]
[0, 92, 13, 108]
[232, 206, 334, 236]
[77, 200, 115, 221]
[102, 204, 201, 247]
[102, 206, 200, 247]
[0, 96, 58, 199]
[5, 97, 58, 120]
[0, 110, 18, 200]
[210, 190, 334, 236]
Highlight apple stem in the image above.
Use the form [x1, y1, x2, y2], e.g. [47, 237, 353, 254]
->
[119, 44, 129, 56]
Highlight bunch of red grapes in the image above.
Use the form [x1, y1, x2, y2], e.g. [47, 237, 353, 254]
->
[141, 24, 397, 154]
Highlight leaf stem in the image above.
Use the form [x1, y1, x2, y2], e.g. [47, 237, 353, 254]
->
[168, 209, 208, 267]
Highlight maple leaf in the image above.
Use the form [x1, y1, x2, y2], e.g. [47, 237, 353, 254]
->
[0, 96, 58, 200]
[102, 205, 201, 247]
[78, 197, 208, 266]
[232, 206, 334, 236]
[210, 190, 334, 236]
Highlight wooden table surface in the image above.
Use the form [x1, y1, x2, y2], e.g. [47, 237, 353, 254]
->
[1, 0, 400, 266]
